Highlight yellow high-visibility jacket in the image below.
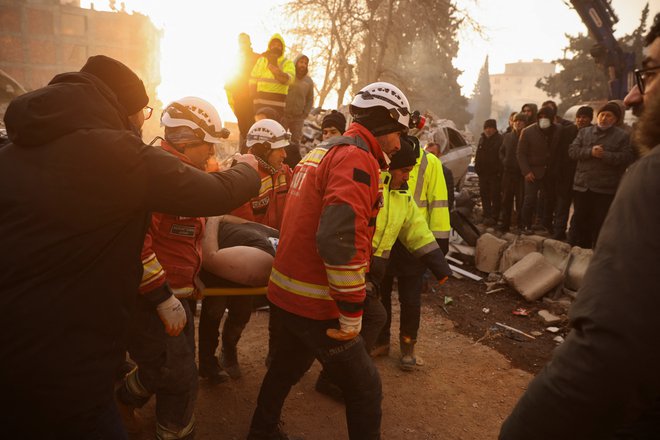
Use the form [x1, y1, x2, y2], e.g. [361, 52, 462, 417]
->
[370, 171, 451, 283]
[408, 148, 451, 239]
[372, 171, 438, 260]
[249, 33, 295, 111]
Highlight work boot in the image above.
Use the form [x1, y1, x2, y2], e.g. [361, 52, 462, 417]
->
[314, 370, 344, 403]
[220, 347, 242, 379]
[399, 336, 417, 372]
[198, 356, 230, 384]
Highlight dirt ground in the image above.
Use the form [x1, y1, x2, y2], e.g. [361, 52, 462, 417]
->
[129, 271, 571, 439]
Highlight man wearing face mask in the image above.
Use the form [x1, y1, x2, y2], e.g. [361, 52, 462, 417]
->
[517, 105, 563, 235]
[250, 34, 295, 121]
[568, 102, 634, 248]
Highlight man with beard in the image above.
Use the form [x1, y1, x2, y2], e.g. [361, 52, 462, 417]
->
[500, 13, 660, 439]
[250, 34, 295, 121]
[284, 54, 314, 146]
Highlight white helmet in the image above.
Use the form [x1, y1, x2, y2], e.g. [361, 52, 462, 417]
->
[350, 82, 411, 130]
[161, 96, 229, 143]
[246, 119, 290, 150]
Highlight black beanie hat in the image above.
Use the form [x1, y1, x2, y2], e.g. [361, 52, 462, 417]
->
[390, 136, 418, 170]
[351, 106, 403, 136]
[483, 119, 497, 129]
[576, 106, 594, 119]
[321, 110, 346, 134]
[80, 55, 148, 115]
[598, 102, 622, 121]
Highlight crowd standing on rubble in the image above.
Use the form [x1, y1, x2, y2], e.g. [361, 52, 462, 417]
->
[1, 12, 660, 440]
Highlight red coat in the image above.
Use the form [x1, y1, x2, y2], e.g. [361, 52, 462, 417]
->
[268, 123, 387, 320]
[140, 141, 205, 298]
[231, 162, 292, 229]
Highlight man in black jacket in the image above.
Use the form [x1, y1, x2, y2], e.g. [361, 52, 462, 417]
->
[500, 15, 660, 439]
[0, 55, 260, 438]
[516, 105, 562, 234]
[498, 112, 526, 232]
[475, 119, 503, 225]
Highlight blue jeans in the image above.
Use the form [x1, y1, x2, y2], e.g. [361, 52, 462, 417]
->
[248, 304, 382, 439]
[118, 296, 197, 434]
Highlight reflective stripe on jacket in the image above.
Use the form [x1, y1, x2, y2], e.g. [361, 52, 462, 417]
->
[409, 148, 451, 239]
[139, 141, 206, 299]
[268, 123, 386, 320]
[231, 163, 292, 229]
[249, 34, 295, 109]
[372, 171, 438, 259]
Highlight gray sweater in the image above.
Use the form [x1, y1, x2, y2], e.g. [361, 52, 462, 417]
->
[568, 125, 633, 194]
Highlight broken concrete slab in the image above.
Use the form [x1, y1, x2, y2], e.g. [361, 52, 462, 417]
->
[501, 232, 518, 243]
[499, 236, 544, 272]
[542, 239, 572, 270]
[503, 252, 564, 301]
[538, 309, 562, 324]
[475, 233, 508, 273]
[565, 247, 594, 291]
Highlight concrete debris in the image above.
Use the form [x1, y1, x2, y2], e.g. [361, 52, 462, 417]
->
[531, 331, 543, 337]
[503, 252, 564, 301]
[546, 326, 560, 333]
[486, 272, 503, 283]
[482, 308, 490, 314]
[542, 239, 572, 270]
[475, 233, 508, 273]
[537, 309, 562, 324]
[565, 247, 594, 291]
[553, 336, 565, 344]
[499, 236, 544, 273]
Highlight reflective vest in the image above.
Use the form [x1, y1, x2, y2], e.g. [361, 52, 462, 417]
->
[372, 171, 439, 259]
[408, 148, 451, 239]
[249, 34, 295, 111]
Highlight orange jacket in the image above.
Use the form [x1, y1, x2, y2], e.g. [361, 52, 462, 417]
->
[268, 123, 387, 320]
[231, 161, 292, 229]
[140, 141, 205, 299]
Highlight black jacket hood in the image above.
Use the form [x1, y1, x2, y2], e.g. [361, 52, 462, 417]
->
[4, 71, 131, 147]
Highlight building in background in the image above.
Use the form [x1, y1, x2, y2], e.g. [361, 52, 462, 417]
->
[0, 0, 161, 135]
[490, 59, 556, 128]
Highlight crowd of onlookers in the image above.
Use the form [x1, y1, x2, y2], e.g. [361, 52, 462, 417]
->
[473, 99, 634, 248]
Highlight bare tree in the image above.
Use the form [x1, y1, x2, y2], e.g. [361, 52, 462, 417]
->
[284, 0, 366, 108]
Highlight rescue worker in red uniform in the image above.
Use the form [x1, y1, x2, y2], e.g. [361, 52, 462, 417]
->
[116, 97, 231, 440]
[198, 119, 293, 382]
[247, 82, 412, 440]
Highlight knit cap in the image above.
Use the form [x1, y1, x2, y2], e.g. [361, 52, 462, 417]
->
[80, 55, 148, 115]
